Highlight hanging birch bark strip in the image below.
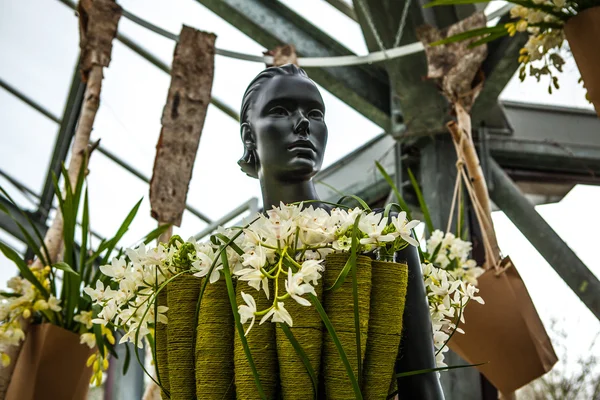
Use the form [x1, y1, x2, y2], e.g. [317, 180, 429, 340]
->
[149, 26, 216, 227]
[147, 26, 216, 400]
[0, 1, 121, 396]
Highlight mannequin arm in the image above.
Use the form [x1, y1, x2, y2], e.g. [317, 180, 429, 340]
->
[394, 243, 445, 399]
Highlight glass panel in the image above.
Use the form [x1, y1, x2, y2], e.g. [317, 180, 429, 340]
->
[0, 90, 58, 197]
[0, 0, 79, 117]
[279, 0, 368, 55]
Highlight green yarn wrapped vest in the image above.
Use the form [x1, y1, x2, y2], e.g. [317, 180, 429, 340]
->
[234, 282, 278, 399]
[322, 253, 372, 399]
[195, 277, 236, 399]
[167, 275, 201, 400]
[275, 273, 323, 399]
[362, 260, 408, 399]
[156, 288, 169, 400]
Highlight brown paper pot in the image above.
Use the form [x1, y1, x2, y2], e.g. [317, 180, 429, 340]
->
[275, 272, 323, 399]
[362, 261, 408, 400]
[322, 253, 372, 400]
[565, 6, 600, 117]
[6, 323, 94, 400]
[448, 257, 558, 394]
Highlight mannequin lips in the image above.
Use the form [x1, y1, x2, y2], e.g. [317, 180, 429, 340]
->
[288, 140, 317, 152]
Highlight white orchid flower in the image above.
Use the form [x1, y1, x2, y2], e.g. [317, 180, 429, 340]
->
[391, 211, 420, 247]
[238, 292, 257, 336]
[285, 269, 316, 306]
[259, 302, 293, 327]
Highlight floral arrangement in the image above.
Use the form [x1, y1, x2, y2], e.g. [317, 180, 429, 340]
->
[87, 198, 487, 399]
[89, 203, 418, 343]
[421, 230, 485, 367]
[0, 168, 164, 386]
[424, 0, 598, 95]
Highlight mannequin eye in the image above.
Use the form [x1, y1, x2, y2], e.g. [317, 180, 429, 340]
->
[308, 110, 324, 120]
[268, 106, 289, 116]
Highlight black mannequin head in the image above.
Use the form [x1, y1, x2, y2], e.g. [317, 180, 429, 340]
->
[238, 64, 328, 182]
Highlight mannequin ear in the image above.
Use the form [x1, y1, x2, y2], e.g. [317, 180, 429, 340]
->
[241, 123, 256, 150]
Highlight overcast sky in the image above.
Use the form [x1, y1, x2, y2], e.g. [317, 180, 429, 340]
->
[1, 0, 598, 375]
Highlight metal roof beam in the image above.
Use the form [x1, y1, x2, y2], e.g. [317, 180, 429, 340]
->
[194, 0, 391, 129]
[489, 158, 600, 321]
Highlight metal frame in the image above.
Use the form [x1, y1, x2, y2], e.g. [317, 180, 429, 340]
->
[2, 1, 600, 399]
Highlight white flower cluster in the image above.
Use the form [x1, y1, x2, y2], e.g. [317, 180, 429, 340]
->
[421, 230, 485, 367]
[234, 204, 418, 335]
[88, 203, 421, 342]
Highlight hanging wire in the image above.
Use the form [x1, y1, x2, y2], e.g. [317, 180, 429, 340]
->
[394, 0, 413, 48]
[65, 0, 512, 68]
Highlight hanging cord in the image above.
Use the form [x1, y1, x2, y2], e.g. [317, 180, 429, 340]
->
[77, 0, 509, 68]
[394, 0, 413, 48]
[450, 133, 500, 271]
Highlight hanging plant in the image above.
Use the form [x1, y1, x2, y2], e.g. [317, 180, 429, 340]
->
[423, 0, 600, 112]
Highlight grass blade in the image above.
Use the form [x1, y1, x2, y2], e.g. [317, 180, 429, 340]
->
[407, 169, 434, 234]
[143, 224, 172, 245]
[52, 262, 79, 276]
[79, 189, 90, 278]
[220, 246, 266, 399]
[0, 241, 48, 298]
[336, 195, 371, 212]
[375, 161, 412, 220]
[279, 323, 319, 398]
[350, 225, 362, 386]
[326, 215, 361, 291]
[101, 198, 143, 265]
[396, 362, 487, 378]
[307, 293, 362, 399]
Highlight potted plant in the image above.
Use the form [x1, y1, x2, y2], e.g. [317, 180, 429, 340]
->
[0, 166, 164, 400]
[424, 0, 600, 115]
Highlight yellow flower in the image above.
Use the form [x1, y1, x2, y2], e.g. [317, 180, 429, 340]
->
[86, 353, 97, 367]
[102, 326, 115, 345]
[516, 20, 528, 32]
[22, 309, 31, 319]
[505, 23, 517, 37]
[1, 353, 10, 367]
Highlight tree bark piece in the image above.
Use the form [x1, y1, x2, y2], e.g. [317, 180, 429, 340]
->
[149, 26, 216, 227]
[264, 44, 298, 67]
[0, 1, 121, 396]
[417, 12, 487, 111]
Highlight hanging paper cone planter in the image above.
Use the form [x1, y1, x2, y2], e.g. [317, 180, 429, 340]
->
[195, 278, 235, 399]
[449, 257, 558, 394]
[565, 6, 600, 117]
[234, 282, 278, 399]
[322, 253, 372, 400]
[275, 274, 323, 399]
[362, 260, 409, 399]
[5, 323, 94, 400]
[156, 288, 170, 400]
[167, 275, 201, 400]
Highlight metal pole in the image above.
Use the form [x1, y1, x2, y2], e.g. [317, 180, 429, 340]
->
[489, 158, 600, 320]
[0, 78, 61, 124]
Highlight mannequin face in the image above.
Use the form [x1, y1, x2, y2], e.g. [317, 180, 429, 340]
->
[244, 75, 328, 182]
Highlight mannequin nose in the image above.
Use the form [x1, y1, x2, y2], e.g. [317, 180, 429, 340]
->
[294, 117, 310, 135]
